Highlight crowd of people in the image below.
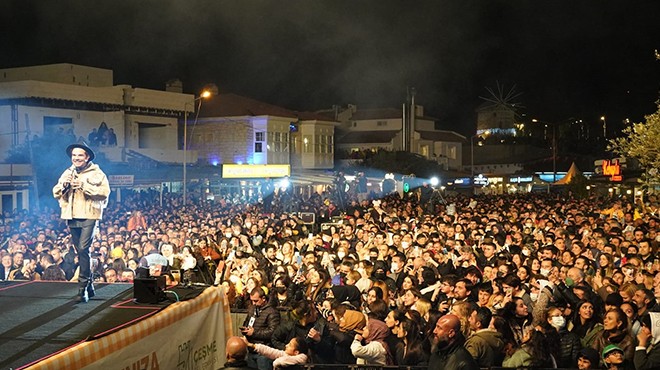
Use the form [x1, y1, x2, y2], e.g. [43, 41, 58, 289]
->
[1, 183, 660, 370]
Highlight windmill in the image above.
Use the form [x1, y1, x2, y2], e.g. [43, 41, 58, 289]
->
[477, 82, 525, 135]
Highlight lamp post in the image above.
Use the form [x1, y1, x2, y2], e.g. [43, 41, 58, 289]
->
[183, 89, 214, 203]
[601, 116, 606, 138]
[532, 119, 557, 183]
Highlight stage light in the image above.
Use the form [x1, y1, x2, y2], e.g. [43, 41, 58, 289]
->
[430, 177, 439, 187]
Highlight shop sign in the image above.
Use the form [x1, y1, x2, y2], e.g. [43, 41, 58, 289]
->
[222, 164, 290, 179]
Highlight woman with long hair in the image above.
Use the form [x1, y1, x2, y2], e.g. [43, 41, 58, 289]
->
[570, 300, 604, 348]
[305, 268, 330, 305]
[540, 306, 582, 368]
[394, 318, 428, 366]
[502, 329, 555, 368]
[592, 307, 635, 361]
[269, 275, 293, 308]
[500, 297, 533, 346]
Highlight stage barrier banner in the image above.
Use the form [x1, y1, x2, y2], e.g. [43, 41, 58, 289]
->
[26, 286, 233, 370]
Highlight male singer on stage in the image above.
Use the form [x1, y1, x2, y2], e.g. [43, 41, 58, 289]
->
[53, 142, 110, 303]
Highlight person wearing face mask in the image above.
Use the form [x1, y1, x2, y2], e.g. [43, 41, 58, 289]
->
[540, 306, 582, 368]
[269, 276, 293, 308]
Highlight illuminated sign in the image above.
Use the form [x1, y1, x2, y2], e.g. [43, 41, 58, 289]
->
[222, 164, 290, 179]
[108, 175, 134, 186]
[509, 176, 533, 184]
[452, 178, 471, 185]
[473, 174, 489, 186]
[601, 159, 623, 182]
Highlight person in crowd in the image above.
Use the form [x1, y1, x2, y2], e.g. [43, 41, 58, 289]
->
[350, 317, 393, 365]
[394, 318, 428, 365]
[502, 328, 555, 368]
[241, 287, 281, 370]
[601, 344, 634, 370]
[572, 300, 604, 348]
[428, 314, 479, 370]
[576, 347, 601, 370]
[592, 307, 635, 361]
[633, 312, 660, 369]
[243, 336, 308, 370]
[219, 336, 257, 370]
[541, 305, 582, 368]
[465, 305, 504, 368]
[271, 300, 335, 364]
[500, 297, 533, 346]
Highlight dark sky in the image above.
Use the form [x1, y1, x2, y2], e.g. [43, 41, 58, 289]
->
[1, 0, 658, 135]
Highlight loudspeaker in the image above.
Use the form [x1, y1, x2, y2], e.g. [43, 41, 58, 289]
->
[133, 276, 166, 304]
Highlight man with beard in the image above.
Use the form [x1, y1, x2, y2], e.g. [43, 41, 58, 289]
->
[428, 314, 479, 370]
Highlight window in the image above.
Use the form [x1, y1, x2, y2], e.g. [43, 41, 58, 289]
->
[255, 142, 263, 153]
[255, 132, 264, 141]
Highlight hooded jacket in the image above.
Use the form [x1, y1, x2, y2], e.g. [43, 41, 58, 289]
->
[634, 312, 660, 370]
[53, 162, 110, 220]
[465, 329, 505, 367]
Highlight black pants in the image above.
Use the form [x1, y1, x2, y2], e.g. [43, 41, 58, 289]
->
[68, 218, 97, 290]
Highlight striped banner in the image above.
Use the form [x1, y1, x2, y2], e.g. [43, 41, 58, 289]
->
[24, 286, 233, 370]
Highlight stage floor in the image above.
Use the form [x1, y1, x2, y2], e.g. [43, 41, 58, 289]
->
[0, 281, 168, 369]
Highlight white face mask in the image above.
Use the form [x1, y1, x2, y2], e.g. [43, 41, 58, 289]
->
[390, 262, 399, 273]
[357, 268, 366, 277]
[401, 242, 410, 249]
[337, 252, 346, 260]
[530, 292, 539, 301]
[540, 268, 551, 277]
[225, 233, 232, 238]
[550, 316, 566, 330]
[522, 249, 530, 257]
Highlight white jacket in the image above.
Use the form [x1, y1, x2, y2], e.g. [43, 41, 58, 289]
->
[351, 339, 387, 365]
[254, 343, 308, 370]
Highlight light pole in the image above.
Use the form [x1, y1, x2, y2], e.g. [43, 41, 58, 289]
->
[532, 119, 557, 183]
[601, 116, 606, 138]
[183, 89, 214, 203]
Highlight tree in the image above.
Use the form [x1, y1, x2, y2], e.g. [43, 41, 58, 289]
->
[608, 102, 660, 189]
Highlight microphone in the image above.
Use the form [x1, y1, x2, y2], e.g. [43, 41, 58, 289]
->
[63, 165, 77, 192]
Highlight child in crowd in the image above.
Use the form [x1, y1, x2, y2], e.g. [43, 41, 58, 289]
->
[244, 336, 308, 370]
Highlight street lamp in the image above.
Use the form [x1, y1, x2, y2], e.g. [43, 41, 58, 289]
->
[601, 116, 606, 138]
[183, 89, 215, 203]
[532, 118, 557, 183]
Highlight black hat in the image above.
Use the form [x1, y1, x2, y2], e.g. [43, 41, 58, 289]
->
[66, 141, 95, 161]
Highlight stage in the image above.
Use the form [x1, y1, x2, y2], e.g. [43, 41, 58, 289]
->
[0, 281, 232, 370]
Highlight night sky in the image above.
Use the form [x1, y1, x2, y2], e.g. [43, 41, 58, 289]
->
[1, 0, 658, 136]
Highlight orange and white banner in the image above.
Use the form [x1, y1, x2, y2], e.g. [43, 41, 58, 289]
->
[26, 286, 233, 370]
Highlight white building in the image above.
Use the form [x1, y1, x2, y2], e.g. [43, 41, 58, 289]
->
[194, 93, 337, 170]
[329, 105, 465, 171]
[0, 63, 194, 211]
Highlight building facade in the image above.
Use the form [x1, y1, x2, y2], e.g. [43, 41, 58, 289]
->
[0, 63, 193, 211]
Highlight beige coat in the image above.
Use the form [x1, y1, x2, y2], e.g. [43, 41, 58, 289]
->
[53, 163, 110, 220]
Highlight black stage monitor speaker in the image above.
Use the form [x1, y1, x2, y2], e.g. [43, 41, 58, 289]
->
[134, 276, 166, 304]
